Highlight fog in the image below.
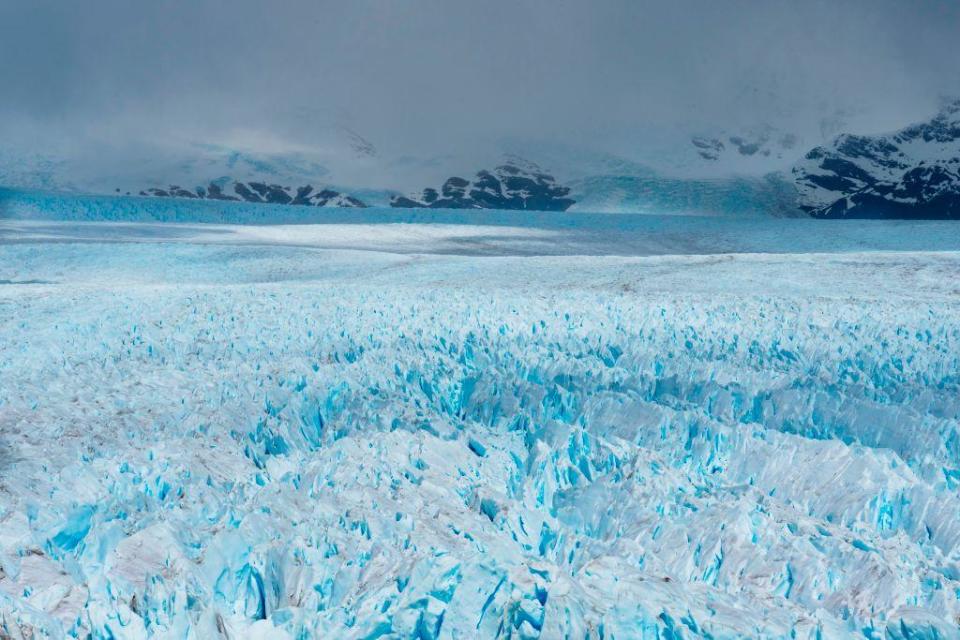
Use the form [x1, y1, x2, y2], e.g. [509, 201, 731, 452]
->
[1, 0, 958, 172]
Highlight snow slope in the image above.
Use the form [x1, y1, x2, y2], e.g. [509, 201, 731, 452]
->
[793, 100, 960, 218]
[1, 210, 960, 638]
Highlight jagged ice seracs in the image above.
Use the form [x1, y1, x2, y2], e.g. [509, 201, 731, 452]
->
[1, 216, 960, 638]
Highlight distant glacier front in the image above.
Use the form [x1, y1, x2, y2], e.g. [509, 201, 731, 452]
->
[2, 197, 960, 639]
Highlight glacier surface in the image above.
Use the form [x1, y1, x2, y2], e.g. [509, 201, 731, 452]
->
[1, 210, 960, 639]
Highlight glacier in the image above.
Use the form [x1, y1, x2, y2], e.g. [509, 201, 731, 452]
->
[2, 200, 960, 639]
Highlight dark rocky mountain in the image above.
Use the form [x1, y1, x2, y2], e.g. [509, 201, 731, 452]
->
[138, 181, 367, 208]
[792, 101, 960, 219]
[391, 163, 575, 211]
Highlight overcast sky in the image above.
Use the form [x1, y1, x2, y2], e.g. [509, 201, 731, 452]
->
[1, 0, 958, 161]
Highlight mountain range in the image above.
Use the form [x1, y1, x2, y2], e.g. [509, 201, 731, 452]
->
[2, 102, 959, 218]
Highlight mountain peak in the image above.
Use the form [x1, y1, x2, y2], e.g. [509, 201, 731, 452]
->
[793, 100, 960, 218]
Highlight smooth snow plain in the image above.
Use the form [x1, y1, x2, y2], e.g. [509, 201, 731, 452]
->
[2, 200, 960, 639]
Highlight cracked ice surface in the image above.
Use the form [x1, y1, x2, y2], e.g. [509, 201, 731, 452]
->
[2, 223, 960, 638]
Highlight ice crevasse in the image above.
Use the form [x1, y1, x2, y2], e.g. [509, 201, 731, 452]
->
[1, 284, 960, 639]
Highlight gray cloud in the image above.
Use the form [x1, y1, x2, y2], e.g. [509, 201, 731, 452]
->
[1, 0, 958, 168]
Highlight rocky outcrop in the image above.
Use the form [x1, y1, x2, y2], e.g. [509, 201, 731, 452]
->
[391, 163, 575, 211]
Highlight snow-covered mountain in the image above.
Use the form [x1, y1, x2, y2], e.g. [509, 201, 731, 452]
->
[0, 143, 806, 216]
[0, 128, 381, 209]
[793, 100, 960, 218]
[390, 161, 576, 211]
[139, 180, 367, 208]
[0, 111, 815, 216]
[5, 102, 960, 217]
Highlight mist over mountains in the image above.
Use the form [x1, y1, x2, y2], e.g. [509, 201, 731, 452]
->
[4, 100, 960, 218]
[1, 1, 959, 217]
